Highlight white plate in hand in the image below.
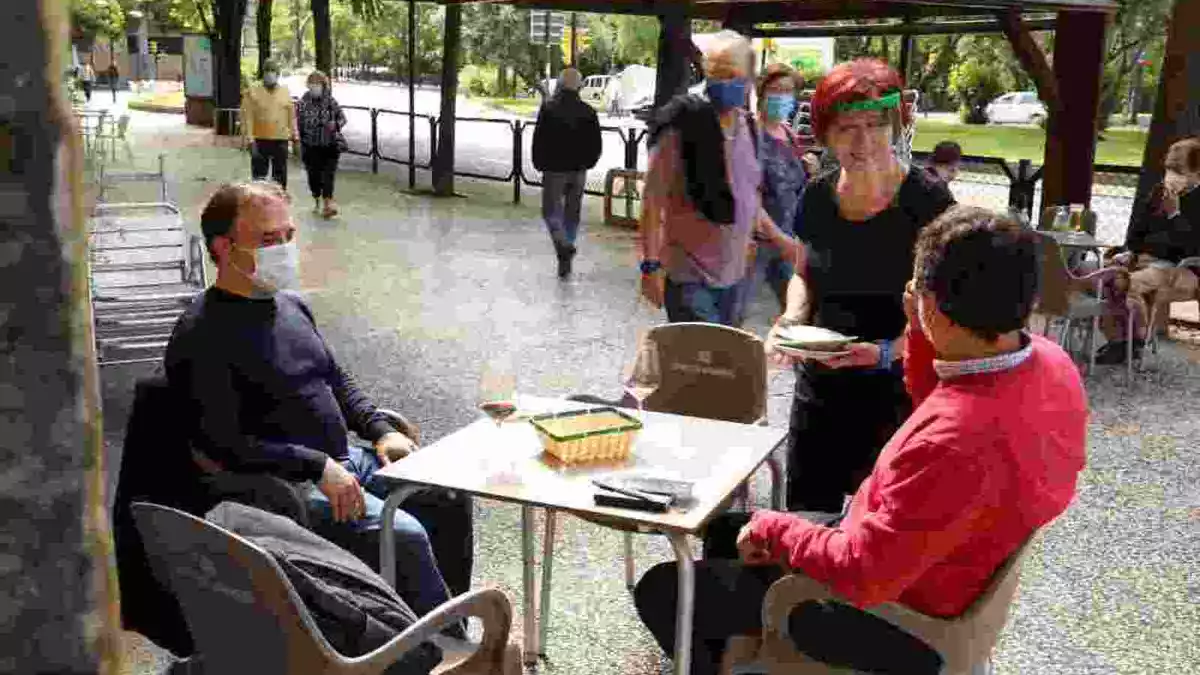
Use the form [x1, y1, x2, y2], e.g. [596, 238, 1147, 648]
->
[775, 343, 852, 361]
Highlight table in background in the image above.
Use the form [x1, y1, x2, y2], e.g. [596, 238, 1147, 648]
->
[373, 395, 787, 675]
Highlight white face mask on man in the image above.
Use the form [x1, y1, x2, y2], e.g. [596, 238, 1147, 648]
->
[233, 241, 300, 298]
[308, 84, 323, 97]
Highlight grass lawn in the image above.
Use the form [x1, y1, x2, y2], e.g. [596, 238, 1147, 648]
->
[913, 119, 1146, 167]
[474, 97, 542, 118]
[128, 90, 185, 113]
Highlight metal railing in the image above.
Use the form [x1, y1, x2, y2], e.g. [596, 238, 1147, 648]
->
[221, 103, 1141, 238]
[911, 150, 1141, 243]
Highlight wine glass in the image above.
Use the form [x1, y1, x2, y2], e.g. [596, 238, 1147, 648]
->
[621, 340, 661, 416]
[479, 360, 517, 427]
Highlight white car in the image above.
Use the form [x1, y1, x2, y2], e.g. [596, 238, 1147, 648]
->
[986, 92, 1047, 126]
[580, 75, 611, 105]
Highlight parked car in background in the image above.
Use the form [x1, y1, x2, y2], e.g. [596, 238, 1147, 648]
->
[580, 75, 611, 106]
[986, 92, 1047, 126]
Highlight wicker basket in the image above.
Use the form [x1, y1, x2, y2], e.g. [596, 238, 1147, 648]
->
[528, 407, 643, 464]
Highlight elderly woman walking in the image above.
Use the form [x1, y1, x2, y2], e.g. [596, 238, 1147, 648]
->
[737, 63, 808, 321]
[297, 71, 347, 218]
[770, 59, 954, 512]
[638, 31, 789, 326]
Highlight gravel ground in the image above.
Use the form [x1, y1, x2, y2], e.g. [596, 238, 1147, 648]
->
[107, 113, 1198, 675]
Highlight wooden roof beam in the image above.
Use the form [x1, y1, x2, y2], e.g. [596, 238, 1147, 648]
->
[998, 8, 1060, 117]
[750, 15, 1057, 38]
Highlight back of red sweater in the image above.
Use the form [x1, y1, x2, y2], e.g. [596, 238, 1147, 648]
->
[751, 331, 1087, 617]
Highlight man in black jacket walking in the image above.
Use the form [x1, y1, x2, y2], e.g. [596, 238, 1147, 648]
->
[532, 68, 602, 278]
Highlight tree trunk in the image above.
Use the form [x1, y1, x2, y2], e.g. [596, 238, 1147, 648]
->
[213, 0, 249, 134]
[1, 1, 120, 671]
[311, 0, 331, 74]
[1133, 0, 1200, 231]
[256, 0, 273, 77]
[292, 0, 306, 65]
[433, 2, 462, 196]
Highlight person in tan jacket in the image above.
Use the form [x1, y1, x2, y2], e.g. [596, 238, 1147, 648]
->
[241, 61, 298, 190]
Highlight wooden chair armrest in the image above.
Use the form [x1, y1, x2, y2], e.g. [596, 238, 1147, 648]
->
[346, 588, 514, 675]
[376, 407, 420, 444]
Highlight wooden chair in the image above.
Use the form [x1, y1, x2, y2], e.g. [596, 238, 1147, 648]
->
[724, 533, 1043, 675]
[540, 323, 776, 657]
[131, 502, 521, 675]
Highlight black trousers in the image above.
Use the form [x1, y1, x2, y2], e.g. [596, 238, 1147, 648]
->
[787, 364, 911, 511]
[302, 144, 340, 199]
[632, 513, 942, 675]
[251, 139, 289, 189]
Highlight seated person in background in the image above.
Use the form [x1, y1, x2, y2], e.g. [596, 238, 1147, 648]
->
[925, 140, 962, 185]
[1095, 136, 1200, 364]
[165, 182, 473, 619]
[634, 206, 1088, 675]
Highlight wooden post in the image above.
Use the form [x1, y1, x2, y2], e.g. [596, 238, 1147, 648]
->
[1040, 10, 1107, 210]
[654, 8, 692, 109]
[1, 0, 121, 671]
[1133, 0, 1200, 228]
[899, 34, 913, 83]
[433, 2, 462, 196]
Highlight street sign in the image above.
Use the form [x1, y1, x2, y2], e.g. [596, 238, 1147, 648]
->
[530, 11, 566, 44]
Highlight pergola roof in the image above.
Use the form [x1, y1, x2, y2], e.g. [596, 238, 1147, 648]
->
[441, 0, 1118, 21]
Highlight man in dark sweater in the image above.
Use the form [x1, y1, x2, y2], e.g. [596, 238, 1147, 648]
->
[532, 67, 602, 278]
[164, 182, 472, 618]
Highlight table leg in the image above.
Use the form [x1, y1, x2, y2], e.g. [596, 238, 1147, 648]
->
[379, 484, 421, 590]
[522, 505, 539, 666]
[539, 508, 557, 656]
[666, 532, 695, 675]
[624, 531, 636, 590]
[767, 450, 785, 511]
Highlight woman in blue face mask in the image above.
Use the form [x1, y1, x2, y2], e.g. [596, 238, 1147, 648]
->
[640, 30, 790, 328]
[736, 63, 808, 323]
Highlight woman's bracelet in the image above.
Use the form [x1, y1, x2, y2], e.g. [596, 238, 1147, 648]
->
[874, 338, 897, 371]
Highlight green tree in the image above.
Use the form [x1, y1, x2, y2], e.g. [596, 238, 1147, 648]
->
[462, 5, 545, 96]
[70, 0, 125, 38]
[949, 43, 1012, 124]
[1096, 0, 1172, 128]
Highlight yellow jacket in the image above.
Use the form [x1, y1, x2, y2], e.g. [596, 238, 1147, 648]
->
[241, 84, 295, 141]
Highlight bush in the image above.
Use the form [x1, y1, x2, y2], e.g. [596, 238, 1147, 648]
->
[461, 64, 500, 98]
[949, 60, 1004, 126]
[959, 105, 989, 125]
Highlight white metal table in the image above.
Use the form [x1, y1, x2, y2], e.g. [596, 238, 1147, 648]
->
[373, 395, 787, 675]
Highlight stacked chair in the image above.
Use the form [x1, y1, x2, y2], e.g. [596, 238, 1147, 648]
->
[88, 155, 207, 366]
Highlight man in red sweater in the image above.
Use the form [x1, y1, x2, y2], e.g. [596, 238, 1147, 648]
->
[634, 206, 1088, 674]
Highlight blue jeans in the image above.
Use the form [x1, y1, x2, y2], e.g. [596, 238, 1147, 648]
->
[306, 446, 451, 617]
[664, 277, 743, 326]
[737, 245, 795, 323]
[542, 170, 587, 249]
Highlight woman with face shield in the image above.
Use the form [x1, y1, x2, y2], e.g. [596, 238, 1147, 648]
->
[297, 71, 348, 218]
[763, 59, 955, 513]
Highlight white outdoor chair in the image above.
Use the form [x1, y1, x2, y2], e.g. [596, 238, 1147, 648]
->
[723, 531, 1043, 675]
[1033, 232, 1132, 375]
[96, 112, 133, 161]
